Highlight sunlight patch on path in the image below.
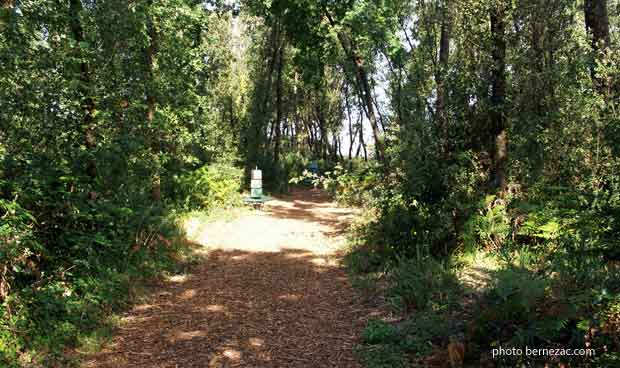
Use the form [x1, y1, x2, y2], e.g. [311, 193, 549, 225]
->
[82, 189, 375, 368]
[183, 189, 355, 255]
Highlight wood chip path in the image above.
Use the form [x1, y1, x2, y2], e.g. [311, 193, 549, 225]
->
[82, 189, 380, 368]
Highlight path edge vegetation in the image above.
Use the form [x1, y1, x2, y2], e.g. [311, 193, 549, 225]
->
[2, 0, 620, 367]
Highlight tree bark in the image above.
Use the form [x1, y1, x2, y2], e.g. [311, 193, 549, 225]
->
[69, 0, 97, 191]
[357, 112, 368, 161]
[145, 1, 160, 201]
[584, 0, 610, 52]
[345, 84, 356, 159]
[584, 0, 610, 90]
[436, 0, 451, 158]
[273, 35, 285, 163]
[490, 2, 507, 192]
[324, 9, 386, 162]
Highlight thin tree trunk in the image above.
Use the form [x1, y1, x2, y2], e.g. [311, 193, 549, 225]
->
[490, 2, 507, 192]
[380, 47, 405, 124]
[371, 81, 387, 132]
[293, 72, 300, 150]
[315, 103, 328, 160]
[274, 35, 285, 163]
[324, 9, 386, 162]
[259, 21, 280, 145]
[145, 1, 160, 201]
[358, 113, 368, 161]
[345, 85, 356, 159]
[436, 0, 451, 157]
[69, 0, 97, 195]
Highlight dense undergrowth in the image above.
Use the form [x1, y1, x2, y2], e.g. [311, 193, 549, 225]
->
[0, 160, 244, 367]
[2, 0, 620, 367]
[1, 2, 249, 365]
[311, 159, 620, 368]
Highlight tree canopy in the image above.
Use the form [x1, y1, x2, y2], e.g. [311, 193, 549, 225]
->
[1, 0, 619, 366]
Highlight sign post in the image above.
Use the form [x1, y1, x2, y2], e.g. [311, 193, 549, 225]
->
[251, 168, 263, 198]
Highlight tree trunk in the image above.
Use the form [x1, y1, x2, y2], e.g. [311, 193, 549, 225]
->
[145, 1, 160, 201]
[436, 0, 451, 157]
[358, 113, 368, 161]
[324, 9, 386, 162]
[584, 0, 610, 52]
[315, 103, 328, 160]
[274, 35, 285, 163]
[584, 0, 610, 89]
[257, 21, 279, 150]
[490, 2, 507, 192]
[345, 85, 356, 159]
[69, 0, 97, 191]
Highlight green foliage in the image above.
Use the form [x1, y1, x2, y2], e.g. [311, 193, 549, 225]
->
[398, 312, 462, 357]
[480, 267, 549, 327]
[362, 319, 399, 345]
[356, 319, 409, 368]
[0, 0, 243, 364]
[462, 195, 511, 251]
[0, 200, 41, 300]
[344, 244, 385, 275]
[353, 343, 409, 368]
[175, 162, 243, 210]
[387, 257, 459, 313]
[1, 0, 620, 366]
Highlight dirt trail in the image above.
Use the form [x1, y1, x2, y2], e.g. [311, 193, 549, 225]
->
[82, 189, 378, 368]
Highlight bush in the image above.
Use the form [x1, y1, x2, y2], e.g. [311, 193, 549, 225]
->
[344, 244, 385, 274]
[355, 326, 410, 368]
[362, 319, 400, 345]
[176, 162, 243, 210]
[0, 199, 41, 304]
[354, 343, 409, 368]
[386, 257, 459, 313]
[462, 195, 511, 252]
[0, 167, 188, 366]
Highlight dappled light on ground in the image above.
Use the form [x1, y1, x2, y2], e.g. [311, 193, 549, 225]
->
[82, 189, 377, 367]
[183, 189, 356, 255]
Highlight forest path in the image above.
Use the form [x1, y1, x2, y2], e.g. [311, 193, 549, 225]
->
[82, 189, 378, 368]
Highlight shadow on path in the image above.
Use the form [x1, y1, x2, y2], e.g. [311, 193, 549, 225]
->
[82, 190, 379, 368]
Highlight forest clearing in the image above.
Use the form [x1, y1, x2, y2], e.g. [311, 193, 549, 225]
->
[1, 0, 619, 367]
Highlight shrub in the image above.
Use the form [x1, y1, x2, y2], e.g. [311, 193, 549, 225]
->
[362, 319, 400, 345]
[0, 200, 41, 304]
[176, 162, 243, 210]
[386, 257, 459, 313]
[354, 342, 409, 368]
[462, 195, 511, 252]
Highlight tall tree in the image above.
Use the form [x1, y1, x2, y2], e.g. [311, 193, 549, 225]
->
[145, 0, 161, 201]
[273, 32, 285, 162]
[584, 0, 610, 52]
[436, 0, 451, 157]
[584, 0, 611, 90]
[69, 0, 98, 194]
[489, 0, 507, 192]
[323, 9, 386, 162]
